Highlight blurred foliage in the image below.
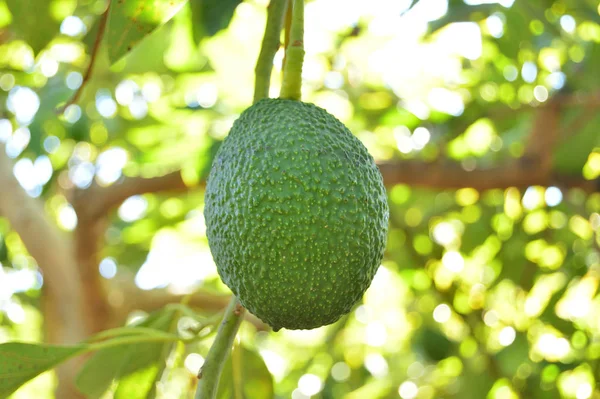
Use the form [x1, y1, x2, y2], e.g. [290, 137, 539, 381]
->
[0, 0, 599, 398]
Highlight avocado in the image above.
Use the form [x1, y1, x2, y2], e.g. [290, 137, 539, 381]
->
[204, 98, 389, 330]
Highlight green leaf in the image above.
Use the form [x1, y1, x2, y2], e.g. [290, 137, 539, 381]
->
[0, 342, 85, 398]
[496, 6, 531, 59]
[190, 0, 243, 43]
[553, 112, 600, 175]
[428, 2, 497, 34]
[411, 326, 454, 362]
[75, 346, 132, 399]
[114, 365, 160, 399]
[5, 0, 60, 54]
[459, 366, 495, 397]
[495, 333, 529, 377]
[75, 307, 180, 398]
[216, 345, 274, 399]
[105, 0, 187, 64]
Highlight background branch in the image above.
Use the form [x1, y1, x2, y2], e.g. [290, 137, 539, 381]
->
[0, 147, 90, 398]
[376, 162, 595, 191]
[0, 147, 88, 343]
[73, 170, 190, 220]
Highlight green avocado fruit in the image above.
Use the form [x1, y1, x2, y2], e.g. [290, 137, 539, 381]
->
[204, 98, 389, 330]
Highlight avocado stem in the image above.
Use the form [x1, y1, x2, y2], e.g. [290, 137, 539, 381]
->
[279, 0, 305, 100]
[194, 297, 246, 399]
[253, 0, 288, 104]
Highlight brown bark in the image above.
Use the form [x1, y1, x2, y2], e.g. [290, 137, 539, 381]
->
[376, 161, 595, 192]
[0, 147, 90, 398]
[74, 170, 190, 220]
[378, 100, 596, 192]
[62, 170, 192, 334]
[73, 216, 112, 333]
[0, 149, 90, 341]
[376, 161, 595, 191]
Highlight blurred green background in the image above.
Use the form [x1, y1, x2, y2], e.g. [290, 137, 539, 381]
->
[1, 0, 600, 398]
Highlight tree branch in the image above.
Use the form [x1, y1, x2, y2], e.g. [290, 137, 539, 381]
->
[74, 147, 595, 228]
[377, 161, 595, 191]
[0, 147, 89, 343]
[68, 170, 191, 337]
[523, 99, 560, 172]
[73, 170, 190, 220]
[557, 91, 600, 107]
[0, 147, 90, 398]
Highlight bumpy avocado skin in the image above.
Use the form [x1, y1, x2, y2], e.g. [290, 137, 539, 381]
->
[204, 99, 389, 330]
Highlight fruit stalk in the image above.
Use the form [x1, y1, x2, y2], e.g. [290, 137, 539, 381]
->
[279, 0, 305, 100]
[196, 1, 306, 396]
[195, 297, 246, 399]
[253, 0, 288, 103]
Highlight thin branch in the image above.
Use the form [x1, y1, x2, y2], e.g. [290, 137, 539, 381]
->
[377, 161, 595, 191]
[279, 0, 304, 100]
[253, 0, 288, 103]
[57, 1, 111, 113]
[74, 156, 596, 228]
[555, 90, 600, 107]
[73, 170, 190, 220]
[195, 297, 246, 399]
[281, 0, 292, 80]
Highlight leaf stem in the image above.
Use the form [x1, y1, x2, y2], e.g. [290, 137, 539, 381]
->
[253, 0, 288, 104]
[279, 0, 304, 100]
[56, 0, 111, 114]
[194, 297, 246, 399]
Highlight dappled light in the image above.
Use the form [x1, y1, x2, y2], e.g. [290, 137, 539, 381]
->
[0, 0, 598, 398]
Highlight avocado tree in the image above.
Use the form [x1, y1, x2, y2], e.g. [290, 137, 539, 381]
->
[1, 0, 600, 398]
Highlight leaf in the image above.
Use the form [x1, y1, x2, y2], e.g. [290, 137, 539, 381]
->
[411, 326, 454, 361]
[539, 287, 576, 337]
[428, 2, 497, 34]
[459, 366, 495, 397]
[75, 346, 131, 399]
[216, 345, 274, 399]
[0, 234, 7, 262]
[190, 0, 243, 43]
[553, 112, 600, 175]
[75, 307, 180, 398]
[496, 6, 531, 59]
[495, 333, 529, 377]
[105, 0, 187, 64]
[114, 365, 160, 399]
[5, 0, 60, 54]
[0, 342, 85, 398]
